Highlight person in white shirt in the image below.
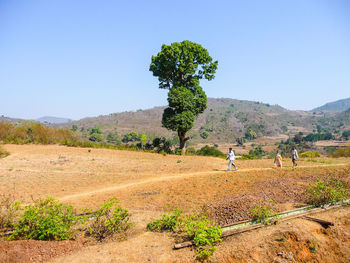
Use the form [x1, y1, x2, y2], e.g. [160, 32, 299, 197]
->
[226, 148, 238, 171]
[292, 147, 299, 167]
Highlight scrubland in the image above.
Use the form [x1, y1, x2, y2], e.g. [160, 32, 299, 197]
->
[0, 144, 349, 262]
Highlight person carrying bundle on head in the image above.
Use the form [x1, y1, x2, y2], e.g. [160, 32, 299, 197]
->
[274, 150, 283, 168]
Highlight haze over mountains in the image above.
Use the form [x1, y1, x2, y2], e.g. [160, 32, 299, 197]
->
[312, 97, 350, 112]
[36, 116, 72, 124]
[2, 97, 350, 144]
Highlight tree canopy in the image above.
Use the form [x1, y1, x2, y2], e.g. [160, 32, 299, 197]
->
[150, 40, 218, 90]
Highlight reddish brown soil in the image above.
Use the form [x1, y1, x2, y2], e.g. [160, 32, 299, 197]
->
[216, 208, 350, 263]
[0, 240, 83, 263]
[207, 174, 350, 225]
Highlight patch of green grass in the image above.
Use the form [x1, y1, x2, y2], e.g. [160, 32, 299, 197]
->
[147, 210, 182, 232]
[250, 201, 279, 225]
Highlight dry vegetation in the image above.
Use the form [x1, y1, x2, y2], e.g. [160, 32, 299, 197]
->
[0, 144, 349, 262]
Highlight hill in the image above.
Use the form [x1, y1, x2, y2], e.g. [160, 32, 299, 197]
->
[57, 98, 350, 144]
[36, 116, 72, 124]
[312, 97, 350, 112]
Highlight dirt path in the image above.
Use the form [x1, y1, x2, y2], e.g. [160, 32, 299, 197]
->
[59, 163, 347, 202]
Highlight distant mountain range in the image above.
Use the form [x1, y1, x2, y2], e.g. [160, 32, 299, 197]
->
[36, 116, 72, 124]
[2, 97, 350, 144]
[312, 97, 350, 112]
[56, 98, 350, 144]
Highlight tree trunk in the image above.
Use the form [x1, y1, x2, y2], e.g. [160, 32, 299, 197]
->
[178, 131, 189, 155]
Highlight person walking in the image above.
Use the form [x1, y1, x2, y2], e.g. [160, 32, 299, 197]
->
[292, 147, 299, 167]
[274, 150, 283, 168]
[226, 148, 238, 171]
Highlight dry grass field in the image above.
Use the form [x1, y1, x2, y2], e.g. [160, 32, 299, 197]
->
[0, 144, 350, 262]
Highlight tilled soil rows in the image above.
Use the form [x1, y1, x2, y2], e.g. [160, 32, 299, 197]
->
[206, 174, 350, 226]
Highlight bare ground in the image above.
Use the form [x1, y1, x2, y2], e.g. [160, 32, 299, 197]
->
[0, 144, 349, 262]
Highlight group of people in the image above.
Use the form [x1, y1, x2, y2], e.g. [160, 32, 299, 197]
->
[226, 147, 299, 171]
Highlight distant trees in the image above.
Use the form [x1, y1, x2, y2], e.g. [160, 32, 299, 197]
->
[0, 121, 76, 144]
[245, 128, 257, 140]
[122, 132, 147, 143]
[88, 126, 104, 142]
[150, 40, 218, 154]
[106, 132, 121, 145]
[304, 132, 333, 142]
[200, 131, 209, 139]
[342, 130, 350, 140]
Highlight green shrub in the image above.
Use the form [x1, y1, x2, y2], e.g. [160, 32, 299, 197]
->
[300, 151, 321, 158]
[183, 215, 222, 261]
[86, 198, 132, 241]
[200, 131, 209, 139]
[250, 203, 279, 225]
[89, 132, 104, 142]
[332, 147, 350, 158]
[147, 210, 182, 232]
[196, 145, 226, 158]
[304, 178, 349, 207]
[10, 197, 77, 240]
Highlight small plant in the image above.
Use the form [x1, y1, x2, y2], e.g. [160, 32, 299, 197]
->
[182, 215, 222, 261]
[300, 151, 321, 158]
[250, 202, 279, 225]
[0, 145, 10, 158]
[10, 197, 77, 240]
[147, 209, 182, 232]
[88, 149, 91, 153]
[86, 198, 132, 241]
[177, 160, 182, 163]
[309, 239, 318, 253]
[304, 178, 349, 207]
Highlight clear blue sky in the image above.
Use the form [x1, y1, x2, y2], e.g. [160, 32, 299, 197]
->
[1, 0, 350, 120]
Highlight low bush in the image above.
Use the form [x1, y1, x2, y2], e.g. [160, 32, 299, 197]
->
[304, 178, 349, 207]
[300, 151, 321, 158]
[147, 209, 182, 232]
[250, 202, 279, 225]
[196, 145, 226, 158]
[332, 147, 350, 158]
[147, 211, 222, 261]
[183, 215, 222, 261]
[9, 197, 77, 241]
[86, 198, 132, 241]
[237, 154, 255, 160]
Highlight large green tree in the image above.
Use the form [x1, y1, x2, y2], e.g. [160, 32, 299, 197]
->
[150, 40, 218, 153]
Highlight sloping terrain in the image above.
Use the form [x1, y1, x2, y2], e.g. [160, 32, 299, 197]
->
[2, 97, 350, 144]
[0, 145, 349, 262]
[312, 97, 350, 112]
[56, 98, 350, 144]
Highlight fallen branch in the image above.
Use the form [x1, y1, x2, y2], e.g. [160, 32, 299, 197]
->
[303, 216, 334, 228]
